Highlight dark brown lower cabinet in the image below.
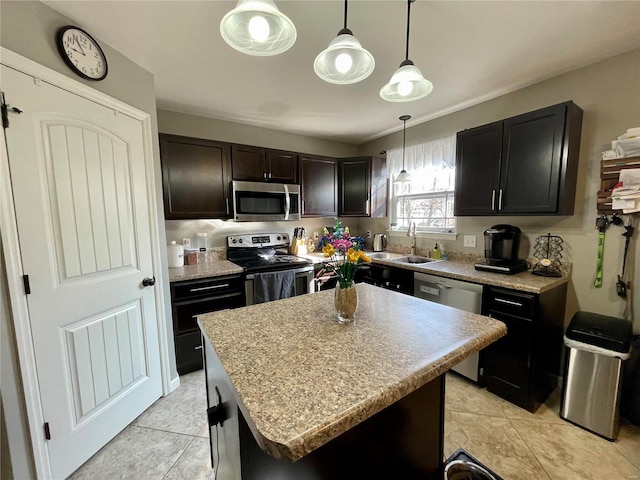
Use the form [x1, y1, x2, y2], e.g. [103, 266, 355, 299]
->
[171, 275, 244, 375]
[482, 284, 568, 413]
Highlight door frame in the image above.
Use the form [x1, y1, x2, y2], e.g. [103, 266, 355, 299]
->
[0, 47, 174, 479]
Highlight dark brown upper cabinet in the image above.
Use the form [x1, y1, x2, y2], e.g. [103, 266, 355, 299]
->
[338, 156, 387, 217]
[454, 101, 583, 216]
[160, 134, 232, 219]
[231, 144, 298, 184]
[299, 154, 337, 217]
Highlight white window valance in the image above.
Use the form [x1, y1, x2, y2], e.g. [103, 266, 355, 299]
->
[387, 135, 456, 178]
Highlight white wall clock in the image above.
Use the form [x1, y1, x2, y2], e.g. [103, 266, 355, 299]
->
[56, 26, 108, 81]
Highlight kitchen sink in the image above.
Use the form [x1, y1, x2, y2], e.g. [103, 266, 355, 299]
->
[392, 256, 441, 264]
[367, 252, 395, 259]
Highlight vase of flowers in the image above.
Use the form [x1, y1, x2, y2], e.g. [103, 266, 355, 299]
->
[319, 221, 371, 324]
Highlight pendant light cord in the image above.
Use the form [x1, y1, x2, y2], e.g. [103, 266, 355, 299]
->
[344, 0, 348, 30]
[405, 0, 413, 61]
[402, 118, 407, 170]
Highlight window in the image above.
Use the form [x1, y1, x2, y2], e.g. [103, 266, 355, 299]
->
[387, 135, 457, 233]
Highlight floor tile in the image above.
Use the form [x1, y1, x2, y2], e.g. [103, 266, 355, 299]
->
[615, 420, 640, 469]
[509, 418, 640, 480]
[68, 425, 193, 480]
[445, 409, 550, 480]
[196, 421, 210, 439]
[71, 368, 640, 480]
[132, 370, 207, 436]
[445, 373, 507, 418]
[164, 436, 240, 480]
[500, 388, 566, 424]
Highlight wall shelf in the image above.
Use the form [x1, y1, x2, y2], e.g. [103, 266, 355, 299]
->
[598, 155, 640, 214]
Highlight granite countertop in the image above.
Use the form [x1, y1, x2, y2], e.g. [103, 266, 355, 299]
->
[370, 255, 570, 294]
[168, 260, 243, 282]
[198, 283, 506, 462]
[169, 251, 569, 294]
[300, 251, 569, 294]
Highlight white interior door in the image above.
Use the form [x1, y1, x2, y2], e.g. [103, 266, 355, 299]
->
[2, 65, 162, 479]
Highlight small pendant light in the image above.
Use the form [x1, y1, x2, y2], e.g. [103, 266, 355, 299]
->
[380, 0, 433, 102]
[220, 0, 296, 56]
[395, 115, 412, 183]
[314, 0, 375, 84]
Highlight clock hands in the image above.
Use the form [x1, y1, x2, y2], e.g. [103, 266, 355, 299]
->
[74, 36, 86, 56]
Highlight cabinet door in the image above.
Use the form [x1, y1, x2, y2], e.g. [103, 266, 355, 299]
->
[266, 149, 298, 183]
[484, 311, 533, 399]
[300, 154, 337, 217]
[499, 104, 566, 214]
[370, 156, 388, 218]
[231, 144, 266, 182]
[454, 122, 502, 216]
[338, 157, 371, 216]
[160, 134, 231, 219]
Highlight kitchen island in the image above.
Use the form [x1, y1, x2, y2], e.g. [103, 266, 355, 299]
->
[198, 283, 506, 479]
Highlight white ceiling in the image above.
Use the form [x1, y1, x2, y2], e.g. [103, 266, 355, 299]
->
[44, 1, 640, 145]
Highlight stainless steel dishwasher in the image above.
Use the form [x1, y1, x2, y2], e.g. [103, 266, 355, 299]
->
[414, 272, 484, 383]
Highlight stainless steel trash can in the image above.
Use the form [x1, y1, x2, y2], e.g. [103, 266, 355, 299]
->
[559, 312, 633, 440]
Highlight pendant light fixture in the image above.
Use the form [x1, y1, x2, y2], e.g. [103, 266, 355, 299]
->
[395, 115, 412, 183]
[220, 0, 296, 56]
[314, 0, 375, 84]
[380, 0, 433, 102]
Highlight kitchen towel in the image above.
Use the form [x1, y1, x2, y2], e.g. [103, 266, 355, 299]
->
[253, 270, 296, 304]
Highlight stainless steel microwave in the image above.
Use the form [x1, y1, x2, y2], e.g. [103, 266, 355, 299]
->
[231, 181, 301, 222]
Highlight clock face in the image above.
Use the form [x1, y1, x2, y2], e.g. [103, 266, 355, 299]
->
[57, 26, 108, 81]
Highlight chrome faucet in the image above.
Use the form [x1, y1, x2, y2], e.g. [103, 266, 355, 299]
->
[407, 221, 417, 255]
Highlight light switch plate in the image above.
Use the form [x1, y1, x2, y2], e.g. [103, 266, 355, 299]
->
[463, 235, 476, 248]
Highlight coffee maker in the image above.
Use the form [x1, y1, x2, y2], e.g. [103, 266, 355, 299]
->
[474, 224, 528, 274]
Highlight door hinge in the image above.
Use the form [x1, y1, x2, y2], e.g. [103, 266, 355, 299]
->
[44, 422, 51, 440]
[23, 275, 31, 295]
[1, 91, 23, 129]
[1, 92, 8, 129]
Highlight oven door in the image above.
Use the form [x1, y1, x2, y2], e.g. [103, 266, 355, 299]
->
[232, 180, 300, 222]
[245, 266, 314, 305]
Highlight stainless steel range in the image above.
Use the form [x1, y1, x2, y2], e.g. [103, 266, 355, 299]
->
[227, 233, 314, 305]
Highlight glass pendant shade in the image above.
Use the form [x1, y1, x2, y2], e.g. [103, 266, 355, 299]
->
[380, 60, 433, 102]
[394, 114, 412, 184]
[220, 0, 296, 56]
[314, 28, 375, 84]
[395, 169, 412, 183]
[381, 0, 433, 103]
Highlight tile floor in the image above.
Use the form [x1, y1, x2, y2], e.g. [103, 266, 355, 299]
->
[70, 370, 640, 480]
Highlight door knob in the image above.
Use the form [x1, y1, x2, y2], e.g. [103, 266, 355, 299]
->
[142, 277, 156, 287]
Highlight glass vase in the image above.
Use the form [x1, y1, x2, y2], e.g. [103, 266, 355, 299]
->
[334, 281, 357, 324]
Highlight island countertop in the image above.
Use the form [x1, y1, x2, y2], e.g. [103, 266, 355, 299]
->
[197, 283, 506, 462]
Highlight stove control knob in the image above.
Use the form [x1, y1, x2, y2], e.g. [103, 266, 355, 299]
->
[238, 239, 243, 243]
[277, 236, 281, 241]
[231, 239, 237, 244]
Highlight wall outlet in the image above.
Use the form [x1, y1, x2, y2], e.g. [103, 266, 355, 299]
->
[366, 230, 372, 238]
[313, 231, 319, 241]
[463, 235, 477, 248]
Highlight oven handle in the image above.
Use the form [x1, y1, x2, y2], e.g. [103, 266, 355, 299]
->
[245, 266, 314, 280]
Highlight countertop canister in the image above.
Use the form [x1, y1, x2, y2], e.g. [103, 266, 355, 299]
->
[167, 241, 184, 268]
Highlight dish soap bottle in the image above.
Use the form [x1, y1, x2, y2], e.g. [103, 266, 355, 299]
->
[431, 243, 442, 259]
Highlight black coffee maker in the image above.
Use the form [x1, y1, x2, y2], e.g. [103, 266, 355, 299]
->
[474, 224, 528, 274]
